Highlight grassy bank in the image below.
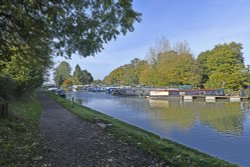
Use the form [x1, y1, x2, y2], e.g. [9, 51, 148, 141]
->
[0, 94, 41, 166]
[48, 93, 237, 167]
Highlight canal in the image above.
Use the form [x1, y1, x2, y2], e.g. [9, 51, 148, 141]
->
[67, 91, 250, 166]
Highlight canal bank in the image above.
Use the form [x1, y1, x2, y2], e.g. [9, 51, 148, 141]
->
[48, 92, 236, 166]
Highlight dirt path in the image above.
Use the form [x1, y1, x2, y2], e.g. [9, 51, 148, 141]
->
[34, 92, 160, 167]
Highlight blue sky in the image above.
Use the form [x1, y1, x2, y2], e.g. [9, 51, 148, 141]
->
[53, 0, 250, 80]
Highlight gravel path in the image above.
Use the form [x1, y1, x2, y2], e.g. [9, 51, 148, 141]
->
[34, 92, 161, 167]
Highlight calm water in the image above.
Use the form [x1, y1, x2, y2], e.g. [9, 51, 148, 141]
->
[67, 91, 250, 166]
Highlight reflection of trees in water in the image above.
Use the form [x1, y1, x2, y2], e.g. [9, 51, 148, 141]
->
[69, 91, 152, 113]
[149, 99, 169, 108]
[149, 99, 247, 135]
[67, 91, 248, 136]
[199, 102, 246, 135]
[149, 99, 196, 130]
[114, 96, 152, 113]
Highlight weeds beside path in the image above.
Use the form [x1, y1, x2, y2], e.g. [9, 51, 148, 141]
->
[0, 94, 41, 166]
[34, 92, 159, 166]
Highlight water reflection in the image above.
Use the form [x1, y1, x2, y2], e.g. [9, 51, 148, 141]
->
[67, 91, 250, 166]
[148, 99, 245, 135]
[68, 91, 249, 136]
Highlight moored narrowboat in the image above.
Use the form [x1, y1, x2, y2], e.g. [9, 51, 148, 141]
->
[150, 88, 224, 98]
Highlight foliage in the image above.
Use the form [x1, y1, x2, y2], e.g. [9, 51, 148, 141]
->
[198, 42, 248, 90]
[0, 0, 141, 59]
[54, 61, 71, 86]
[79, 70, 94, 85]
[106, 38, 201, 87]
[0, 46, 52, 98]
[0, 94, 41, 166]
[73, 65, 93, 85]
[73, 65, 82, 85]
[0, 0, 141, 99]
[103, 65, 125, 85]
[104, 39, 248, 91]
[61, 78, 74, 90]
[103, 58, 148, 86]
[0, 75, 18, 99]
[138, 63, 157, 86]
[146, 38, 201, 86]
[197, 51, 211, 84]
[54, 63, 94, 87]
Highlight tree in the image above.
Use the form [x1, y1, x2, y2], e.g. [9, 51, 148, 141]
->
[197, 51, 211, 84]
[72, 64, 93, 85]
[103, 66, 125, 85]
[1, 0, 141, 59]
[104, 39, 201, 87]
[103, 58, 148, 86]
[146, 36, 171, 65]
[62, 77, 74, 90]
[54, 61, 71, 86]
[204, 42, 247, 90]
[174, 53, 201, 86]
[145, 38, 201, 86]
[79, 70, 93, 85]
[1, 46, 52, 97]
[1, 0, 141, 98]
[73, 65, 82, 85]
[139, 64, 159, 86]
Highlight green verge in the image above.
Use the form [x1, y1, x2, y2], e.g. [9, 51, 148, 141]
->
[0, 93, 41, 167]
[48, 92, 237, 167]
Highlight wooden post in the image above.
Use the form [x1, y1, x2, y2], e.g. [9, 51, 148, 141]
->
[0, 105, 3, 118]
[5, 103, 8, 118]
[71, 97, 74, 107]
[0, 102, 8, 118]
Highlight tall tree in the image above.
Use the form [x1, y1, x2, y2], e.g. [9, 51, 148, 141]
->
[146, 37, 171, 65]
[72, 64, 93, 85]
[197, 51, 211, 84]
[79, 70, 93, 85]
[73, 64, 82, 84]
[145, 38, 200, 86]
[171, 53, 201, 85]
[54, 61, 71, 86]
[204, 42, 247, 90]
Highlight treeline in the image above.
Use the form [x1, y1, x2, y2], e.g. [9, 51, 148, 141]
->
[54, 61, 93, 88]
[103, 38, 249, 91]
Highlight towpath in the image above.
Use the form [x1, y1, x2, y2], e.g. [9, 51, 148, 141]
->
[34, 92, 161, 166]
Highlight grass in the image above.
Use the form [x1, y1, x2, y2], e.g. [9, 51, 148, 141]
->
[48, 92, 237, 167]
[0, 93, 41, 167]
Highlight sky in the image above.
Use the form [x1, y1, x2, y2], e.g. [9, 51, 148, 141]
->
[52, 0, 250, 81]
